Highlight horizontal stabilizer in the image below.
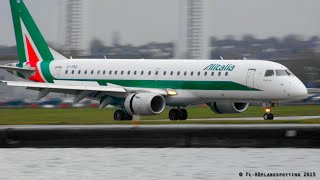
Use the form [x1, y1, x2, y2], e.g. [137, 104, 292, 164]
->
[0, 65, 35, 73]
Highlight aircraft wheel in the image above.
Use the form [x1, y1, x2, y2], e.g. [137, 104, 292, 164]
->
[114, 110, 133, 121]
[179, 109, 188, 120]
[268, 113, 274, 120]
[124, 113, 133, 121]
[114, 110, 125, 121]
[169, 109, 179, 120]
[263, 113, 268, 120]
[263, 113, 274, 120]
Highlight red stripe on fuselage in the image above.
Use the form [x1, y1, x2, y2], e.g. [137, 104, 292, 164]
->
[25, 36, 44, 82]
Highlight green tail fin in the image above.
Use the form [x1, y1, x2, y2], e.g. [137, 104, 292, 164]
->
[10, 0, 65, 67]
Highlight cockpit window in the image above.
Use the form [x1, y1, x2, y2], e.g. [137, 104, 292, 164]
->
[276, 70, 290, 76]
[285, 70, 294, 76]
[265, 70, 275, 77]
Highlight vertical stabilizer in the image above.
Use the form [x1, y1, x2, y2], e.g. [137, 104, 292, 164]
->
[10, 0, 66, 68]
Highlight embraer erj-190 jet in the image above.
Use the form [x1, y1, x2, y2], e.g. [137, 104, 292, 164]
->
[1, 0, 308, 120]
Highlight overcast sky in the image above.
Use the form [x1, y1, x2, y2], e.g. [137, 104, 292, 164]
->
[0, 0, 320, 47]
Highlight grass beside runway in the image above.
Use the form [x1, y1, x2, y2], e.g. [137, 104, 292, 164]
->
[0, 105, 319, 125]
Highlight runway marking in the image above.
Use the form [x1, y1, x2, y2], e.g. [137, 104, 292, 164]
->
[1, 124, 320, 130]
[155, 116, 320, 121]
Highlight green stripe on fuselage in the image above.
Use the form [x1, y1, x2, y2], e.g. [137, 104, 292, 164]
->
[96, 80, 260, 91]
[50, 78, 260, 91]
[40, 61, 54, 83]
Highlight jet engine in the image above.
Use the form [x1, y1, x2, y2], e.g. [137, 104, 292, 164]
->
[208, 102, 249, 114]
[124, 93, 166, 115]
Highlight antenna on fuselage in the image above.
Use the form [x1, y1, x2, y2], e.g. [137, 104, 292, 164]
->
[70, 56, 73, 59]
[220, 56, 224, 60]
[243, 57, 247, 60]
[104, 56, 107, 59]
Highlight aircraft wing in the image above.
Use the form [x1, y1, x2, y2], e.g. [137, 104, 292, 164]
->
[124, 87, 177, 96]
[1, 79, 179, 109]
[0, 80, 176, 100]
[0, 80, 127, 93]
[308, 88, 320, 94]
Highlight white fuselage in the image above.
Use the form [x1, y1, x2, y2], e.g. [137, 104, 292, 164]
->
[44, 59, 307, 106]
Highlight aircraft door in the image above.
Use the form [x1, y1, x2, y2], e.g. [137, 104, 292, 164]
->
[246, 69, 256, 88]
[54, 66, 62, 78]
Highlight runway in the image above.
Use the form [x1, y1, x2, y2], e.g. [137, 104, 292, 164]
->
[1, 123, 320, 129]
[181, 115, 320, 121]
[134, 115, 320, 121]
[1, 124, 320, 148]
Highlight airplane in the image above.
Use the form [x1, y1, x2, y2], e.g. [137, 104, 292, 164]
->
[0, 0, 308, 121]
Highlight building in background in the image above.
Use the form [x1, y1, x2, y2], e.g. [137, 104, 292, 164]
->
[176, 0, 207, 59]
[65, 0, 87, 56]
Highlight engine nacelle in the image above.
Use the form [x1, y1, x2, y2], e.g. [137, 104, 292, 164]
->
[124, 93, 166, 115]
[208, 102, 249, 114]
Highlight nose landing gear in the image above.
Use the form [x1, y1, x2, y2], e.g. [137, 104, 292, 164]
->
[263, 107, 274, 120]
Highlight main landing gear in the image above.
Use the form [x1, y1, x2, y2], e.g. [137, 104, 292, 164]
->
[169, 108, 188, 120]
[114, 110, 133, 121]
[263, 107, 274, 120]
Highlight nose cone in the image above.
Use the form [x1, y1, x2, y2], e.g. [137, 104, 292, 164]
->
[293, 81, 308, 100]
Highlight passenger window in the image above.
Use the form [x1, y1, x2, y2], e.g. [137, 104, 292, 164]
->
[204, 72, 208, 76]
[141, 71, 144, 75]
[128, 71, 130, 75]
[265, 70, 275, 77]
[177, 71, 180, 76]
[65, 70, 68, 74]
[72, 70, 75, 74]
[109, 70, 112, 75]
[97, 70, 100, 75]
[198, 72, 200, 76]
[184, 71, 187, 76]
[218, 72, 221, 76]
[191, 71, 194, 76]
[91, 70, 94, 74]
[225, 72, 228, 76]
[211, 72, 214, 76]
[121, 71, 124, 75]
[115, 71, 117, 75]
[103, 70, 106, 75]
[171, 71, 173, 76]
[148, 71, 151, 75]
[134, 71, 137, 75]
[84, 70, 87, 74]
[155, 71, 158, 75]
[163, 71, 166, 76]
[78, 70, 81, 74]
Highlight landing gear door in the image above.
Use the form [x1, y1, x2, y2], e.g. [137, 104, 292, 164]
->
[246, 69, 256, 88]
